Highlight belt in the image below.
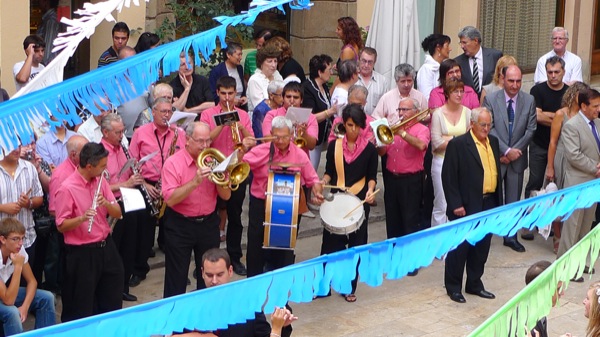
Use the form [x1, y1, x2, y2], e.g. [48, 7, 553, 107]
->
[387, 170, 423, 178]
[66, 238, 108, 250]
[169, 208, 212, 223]
[144, 179, 158, 186]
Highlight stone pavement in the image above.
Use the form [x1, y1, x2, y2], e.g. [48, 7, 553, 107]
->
[124, 175, 594, 336]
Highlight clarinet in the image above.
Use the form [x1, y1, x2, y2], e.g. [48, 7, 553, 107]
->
[121, 142, 160, 217]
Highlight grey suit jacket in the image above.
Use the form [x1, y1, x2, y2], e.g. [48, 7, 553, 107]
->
[562, 113, 600, 187]
[483, 89, 537, 173]
[454, 47, 503, 90]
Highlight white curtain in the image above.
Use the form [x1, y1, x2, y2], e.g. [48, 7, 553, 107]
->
[366, 0, 421, 90]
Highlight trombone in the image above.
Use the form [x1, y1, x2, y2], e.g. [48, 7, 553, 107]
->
[376, 108, 430, 145]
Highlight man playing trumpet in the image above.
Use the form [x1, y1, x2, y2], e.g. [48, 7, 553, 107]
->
[54, 142, 123, 322]
[129, 97, 186, 287]
[161, 122, 231, 297]
[378, 98, 430, 276]
[200, 76, 256, 276]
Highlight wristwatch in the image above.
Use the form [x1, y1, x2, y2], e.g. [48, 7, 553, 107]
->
[400, 130, 407, 138]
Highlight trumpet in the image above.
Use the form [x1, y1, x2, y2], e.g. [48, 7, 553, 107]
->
[88, 170, 109, 233]
[376, 108, 430, 145]
[197, 148, 250, 191]
[333, 122, 346, 138]
[293, 125, 307, 148]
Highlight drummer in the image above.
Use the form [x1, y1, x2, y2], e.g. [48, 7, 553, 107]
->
[320, 104, 378, 303]
[242, 116, 325, 277]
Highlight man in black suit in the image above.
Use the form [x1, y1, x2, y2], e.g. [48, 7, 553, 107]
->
[442, 107, 502, 303]
[454, 26, 502, 97]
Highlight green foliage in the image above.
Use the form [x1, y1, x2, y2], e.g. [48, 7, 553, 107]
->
[155, 0, 254, 73]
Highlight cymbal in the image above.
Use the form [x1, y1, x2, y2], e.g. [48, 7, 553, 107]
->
[272, 162, 304, 168]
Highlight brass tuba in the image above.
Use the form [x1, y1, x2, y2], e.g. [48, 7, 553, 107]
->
[376, 109, 430, 145]
[197, 148, 250, 191]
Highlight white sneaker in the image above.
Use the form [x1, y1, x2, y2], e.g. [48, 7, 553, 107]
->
[303, 210, 316, 218]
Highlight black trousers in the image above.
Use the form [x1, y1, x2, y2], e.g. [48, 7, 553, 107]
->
[246, 196, 301, 277]
[224, 181, 247, 263]
[133, 201, 159, 278]
[444, 195, 497, 294]
[112, 201, 141, 294]
[320, 204, 370, 294]
[383, 170, 423, 239]
[524, 142, 547, 198]
[163, 208, 220, 298]
[61, 236, 124, 322]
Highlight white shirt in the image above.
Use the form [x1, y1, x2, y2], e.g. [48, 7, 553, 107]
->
[534, 50, 583, 84]
[469, 48, 484, 92]
[357, 70, 389, 115]
[0, 246, 29, 283]
[331, 87, 349, 117]
[416, 55, 440, 100]
[247, 69, 283, 113]
[13, 61, 45, 92]
[77, 117, 129, 146]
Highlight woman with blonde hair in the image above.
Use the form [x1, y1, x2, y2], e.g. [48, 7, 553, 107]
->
[479, 55, 518, 105]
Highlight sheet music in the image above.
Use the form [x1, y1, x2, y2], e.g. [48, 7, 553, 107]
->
[139, 150, 159, 165]
[213, 149, 239, 173]
[120, 187, 146, 213]
[285, 107, 312, 124]
[169, 110, 196, 129]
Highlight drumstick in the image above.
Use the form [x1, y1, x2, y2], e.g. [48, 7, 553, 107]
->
[254, 136, 277, 142]
[342, 189, 381, 219]
[323, 184, 348, 191]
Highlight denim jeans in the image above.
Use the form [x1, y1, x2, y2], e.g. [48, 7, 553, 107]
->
[0, 287, 55, 335]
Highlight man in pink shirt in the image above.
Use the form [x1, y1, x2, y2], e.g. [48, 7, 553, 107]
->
[262, 82, 319, 157]
[328, 85, 375, 143]
[128, 97, 186, 287]
[161, 122, 231, 297]
[243, 116, 324, 277]
[54, 142, 123, 322]
[200, 76, 256, 276]
[378, 98, 430, 276]
[48, 135, 88, 215]
[100, 114, 145, 302]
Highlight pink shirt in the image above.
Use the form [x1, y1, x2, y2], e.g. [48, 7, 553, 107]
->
[428, 85, 480, 110]
[49, 159, 77, 213]
[327, 115, 375, 143]
[200, 105, 254, 156]
[55, 170, 116, 245]
[372, 88, 429, 125]
[262, 107, 319, 156]
[243, 142, 320, 200]
[384, 123, 430, 174]
[129, 122, 187, 182]
[161, 148, 218, 217]
[101, 138, 131, 198]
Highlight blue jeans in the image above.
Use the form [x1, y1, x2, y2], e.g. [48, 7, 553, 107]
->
[0, 287, 55, 335]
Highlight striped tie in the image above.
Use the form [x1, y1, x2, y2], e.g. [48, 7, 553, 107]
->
[472, 57, 480, 95]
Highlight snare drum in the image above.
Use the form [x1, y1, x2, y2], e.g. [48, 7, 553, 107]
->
[320, 193, 365, 235]
[263, 171, 301, 250]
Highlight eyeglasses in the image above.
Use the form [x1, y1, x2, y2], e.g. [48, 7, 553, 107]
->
[189, 136, 212, 145]
[396, 108, 415, 112]
[452, 90, 465, 95]
[551, 37, 567, 41]
[154, 108, 173, 115]
[270, 93, 282, 97]
[272, 135, 291, 141]
[477, 123, 492, 128]
[359, 59, 374, 65]
[6, 236, 24, 243]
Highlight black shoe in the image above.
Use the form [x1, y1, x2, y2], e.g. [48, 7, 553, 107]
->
[584, 266, 596, 274]
[232, 261, 247, 276]
[129, 275, 146, 288]
[149, 249, 156, 258]
[503, 238, 526, 252]
[448, 292, 466, 303]
[122, 292, 138, 301]
[407, 269, 418, 276]
[571, 276, 585, 283]
[520, 231, 535, 241]
[466, 289, 495, 299]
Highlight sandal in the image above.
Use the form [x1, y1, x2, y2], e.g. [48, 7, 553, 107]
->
[343, 294, 357, 303]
